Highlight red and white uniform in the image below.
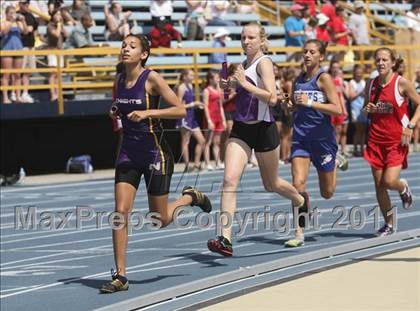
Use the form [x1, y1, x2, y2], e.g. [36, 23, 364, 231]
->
[203, 86, 225, 133]
[364, 73, 409, 169]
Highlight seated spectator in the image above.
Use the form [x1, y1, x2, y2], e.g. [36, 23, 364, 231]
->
[406, 3, 420, 32]
[185, 0, 208, 40]
[150, 16, 182, 48]
[104, 2, 131, 41]
[208, 27, 229, 64]
[47, 9, 68, 101]
[66, 14, 101, 48]
[150, 0, 173, 26]
[18, 0, 38, 104]
[348, 1, 369, 46]
[70, 0, 91, 23]
[207, 0, 236, 27]
[1, 5, 27, 104]
[316, 13, 331, 43]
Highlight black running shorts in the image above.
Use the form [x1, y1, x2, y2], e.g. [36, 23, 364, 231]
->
[229, 121, 279, 152]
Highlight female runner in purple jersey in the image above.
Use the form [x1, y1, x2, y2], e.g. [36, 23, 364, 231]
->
[207, 22, 308, 257]
[100, 34, 212, 293]
[285, 39, 345, 247]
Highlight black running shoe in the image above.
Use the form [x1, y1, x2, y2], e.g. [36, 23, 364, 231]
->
[182, 186, 212, 213]
[99, 269, 129, 294]
[208, 236, 233, 257]
[297, 192, 310, 228]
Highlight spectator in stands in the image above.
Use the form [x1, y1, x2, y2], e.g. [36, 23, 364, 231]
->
[17, 0, 38, 103]
[284, 4, 306, 61]
[294, 0, 316, 16]
[305, 16, 318, 40]
[70, 0, 91, 22]
[104, 2, 131, 41]
[332, 7, 352, 46]
[150, 16, 182, 48]
[230, 0, 257, 14]
[348, 1, 370, 46]
[29, 1, 50, 25]
[47, 9, 68, 101]
[208, 0, 236, 27]
[320, 0, 337, 29]
[332, 6, 354, 61]
[185, 0, 208, 40]
[203, 70, 226, 170]
[48, 0, 76, 25]
[150, 0, 173, 26]
[1, 5, 27, 104]
[406, 3, 420, 32]
[208, 27, 229, 64]
[349, 64, 367, 157]
[316, 13, 331, 43]
[66, 14, 102, 48]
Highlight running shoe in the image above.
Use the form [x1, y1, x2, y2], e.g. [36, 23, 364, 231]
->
[284, 235, 305, 247]
[336, 152, 349, 171]
[207, 235, 233, 257]
[375, 224, 395, 237]
[182, 186, 212, 213]
[297, 192, 310, 228]
[400, 179, 413, 210]
[99, 269, 129, 294]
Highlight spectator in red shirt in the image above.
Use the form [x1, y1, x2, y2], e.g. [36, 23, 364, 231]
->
[320, 0, 336, 29]
[331, 6, 352, 46]
[150, 16, 182, 48]
[294, 0, 316, 16]
[316, 13, 331, 43]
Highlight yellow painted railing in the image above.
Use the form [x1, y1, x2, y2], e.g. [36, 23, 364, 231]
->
[1, 44, 419, 115]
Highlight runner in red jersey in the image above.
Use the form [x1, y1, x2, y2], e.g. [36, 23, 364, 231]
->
[364, 48, 420, 237]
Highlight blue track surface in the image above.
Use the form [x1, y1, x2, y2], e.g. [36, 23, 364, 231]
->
[1, 154, 419, 311]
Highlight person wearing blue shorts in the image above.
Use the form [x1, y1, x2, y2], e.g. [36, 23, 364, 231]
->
[285, 39, 348, 247]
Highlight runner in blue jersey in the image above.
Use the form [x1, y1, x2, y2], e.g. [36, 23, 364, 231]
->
[285, 39, 348, 247]
[100, 34, 212, 293]
[207, 22, 308, 257]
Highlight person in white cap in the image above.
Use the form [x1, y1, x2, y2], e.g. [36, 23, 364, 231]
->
[209, 27, 230, 64]
[316, 13, 331, 43]
[348, 0, 370, 46]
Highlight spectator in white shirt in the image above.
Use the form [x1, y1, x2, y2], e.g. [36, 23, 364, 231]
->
[406, 3, 420, 32]
[348, 1, 370, 45]
[150, 0, 173, 26]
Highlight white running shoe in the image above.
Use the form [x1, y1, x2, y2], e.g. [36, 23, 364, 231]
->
[206, 164, 215, 171]
[10, 92, 17, 102]
[21, 93, 34, 103]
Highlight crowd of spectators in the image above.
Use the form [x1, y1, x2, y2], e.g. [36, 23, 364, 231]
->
[1, 0, 420, 154]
